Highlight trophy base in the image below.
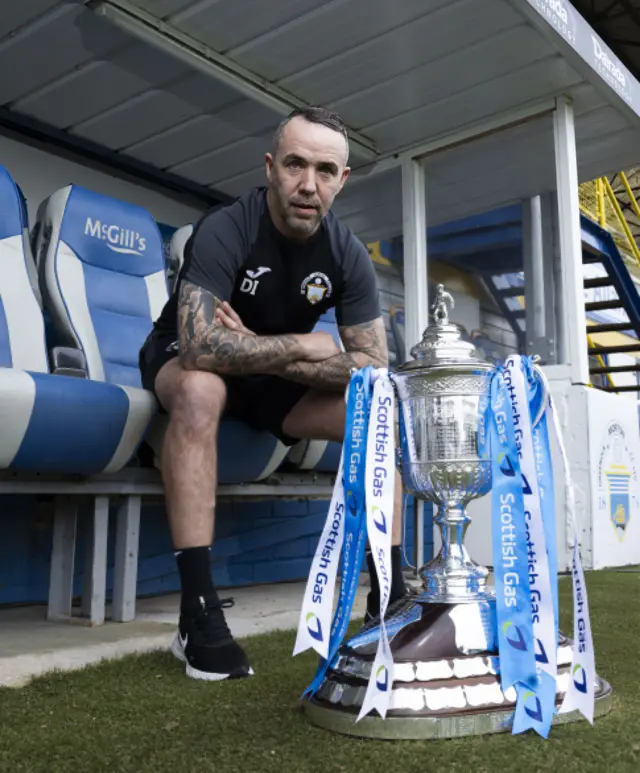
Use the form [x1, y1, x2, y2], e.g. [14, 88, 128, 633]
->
[301, 597, 613, 740]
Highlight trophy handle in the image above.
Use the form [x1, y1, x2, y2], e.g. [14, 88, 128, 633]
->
[389, 374, 406, 469]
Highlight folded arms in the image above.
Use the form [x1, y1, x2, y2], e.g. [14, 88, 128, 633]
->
[178, 280, 388, 391]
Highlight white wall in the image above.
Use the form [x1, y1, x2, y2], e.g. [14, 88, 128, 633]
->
[0, 132, 204, 229]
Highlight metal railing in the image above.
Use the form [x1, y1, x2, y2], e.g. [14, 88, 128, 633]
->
[579, 172, 640, 268]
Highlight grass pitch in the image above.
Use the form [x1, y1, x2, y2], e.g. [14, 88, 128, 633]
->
[0, 570, 638, 773]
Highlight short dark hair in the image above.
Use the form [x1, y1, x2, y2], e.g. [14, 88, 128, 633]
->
[272, 107, 349, 157]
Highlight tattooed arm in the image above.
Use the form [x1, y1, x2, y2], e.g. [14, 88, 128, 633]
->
[178, 280, 337, 374]
[209, 292, 388, 390]
[275, 317, 389, 391]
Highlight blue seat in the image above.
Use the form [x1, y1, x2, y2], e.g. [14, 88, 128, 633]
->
[35, 184, 169, 387]
[389, 304, 406, 366]
[0, 169, 155, 474]
[168, 223, 193, 292]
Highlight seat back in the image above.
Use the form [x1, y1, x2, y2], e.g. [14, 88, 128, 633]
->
[0, 165, 48, 372]
[168, 223, 193, 292]
[389, 304, 406, 366]
[36, 185, 168, 386]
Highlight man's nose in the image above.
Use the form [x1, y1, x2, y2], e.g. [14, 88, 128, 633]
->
[299, 167, 317, 194]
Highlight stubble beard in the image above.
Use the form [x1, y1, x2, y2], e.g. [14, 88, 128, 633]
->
[284, 209, 322, 239]
[270, 183, 322, 240]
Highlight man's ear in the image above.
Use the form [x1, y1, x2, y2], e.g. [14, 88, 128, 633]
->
[337, 166, 351, 194]
[265, 152, 274, 182]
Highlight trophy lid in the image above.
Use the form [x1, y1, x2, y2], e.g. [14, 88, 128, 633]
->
[400, 284, 490, 371]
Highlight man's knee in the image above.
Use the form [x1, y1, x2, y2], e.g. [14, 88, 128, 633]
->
[157, 360, 227, 433]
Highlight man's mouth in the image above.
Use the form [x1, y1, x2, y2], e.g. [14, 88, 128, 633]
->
[290, 201, 318, 216]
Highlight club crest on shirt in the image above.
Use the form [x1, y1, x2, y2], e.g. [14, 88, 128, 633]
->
[301, 272, 332, 305]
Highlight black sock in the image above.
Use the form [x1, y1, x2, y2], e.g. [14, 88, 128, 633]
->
[175, 546, 215, 612]
[366, 546, 407, 614]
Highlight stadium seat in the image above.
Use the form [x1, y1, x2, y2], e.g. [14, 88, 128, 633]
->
[168, 223, 193, 291]
[35, 185, 169, 387]
[0, 169, 154, 474]
[389, 304, 406, 366]
[14, 181, 42, 307]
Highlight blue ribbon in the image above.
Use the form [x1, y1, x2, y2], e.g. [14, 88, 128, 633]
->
[510, 357, 559, 738]
[513, 672, 557, 736]
[488, 370, 538, 695]
[505, 357, 557, 739]
[303, 366, 373, 697]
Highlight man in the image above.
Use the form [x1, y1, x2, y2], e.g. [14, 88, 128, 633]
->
[139, 106, 410, 682]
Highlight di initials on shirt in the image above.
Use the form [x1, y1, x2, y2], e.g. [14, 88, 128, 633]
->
[240, 266, 271, 296]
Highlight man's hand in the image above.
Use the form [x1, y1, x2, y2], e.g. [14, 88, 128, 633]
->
[179, 281, 310, 374]
[214, 301, 255, 336]
[300, 333, 342, 362]
[209, 298, 389, 390]
[275, 317, 389, 391]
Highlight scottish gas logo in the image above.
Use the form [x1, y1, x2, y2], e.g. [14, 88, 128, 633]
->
[503, 621, 527, 651]
[572, 663, 588, 694]
[84, 217, 147, 256]
[372, 505, 387, 535]
[522, 690, 543, 722]
[375, 665, 389, 692]
[311, 502, 344, 603]
[498, 452, 516, 477]
[306, 612, 323, 643]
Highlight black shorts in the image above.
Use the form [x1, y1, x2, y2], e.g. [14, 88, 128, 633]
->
[138, 332, 309, 446]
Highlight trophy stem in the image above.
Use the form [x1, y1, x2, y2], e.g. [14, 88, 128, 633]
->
[418, 503, 492, 603]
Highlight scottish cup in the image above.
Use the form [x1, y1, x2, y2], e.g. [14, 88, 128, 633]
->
[302, 285, 612, 740]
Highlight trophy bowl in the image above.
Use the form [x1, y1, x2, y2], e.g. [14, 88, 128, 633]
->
[393, 285, 494, 604]
[301, 285, 613, 740]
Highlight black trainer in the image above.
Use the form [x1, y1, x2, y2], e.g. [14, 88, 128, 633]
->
[171, 593, 253, 681]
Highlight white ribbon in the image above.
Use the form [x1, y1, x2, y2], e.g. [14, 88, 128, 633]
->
[547, 395, 596, 724]
[293, 451, 346, 659]
[504, 356, 557, 686]
[358, 369, 396, 720]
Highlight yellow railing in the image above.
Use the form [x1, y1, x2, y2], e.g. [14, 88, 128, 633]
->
[586, 333, 615, 390]
[579, 172, 640, 267]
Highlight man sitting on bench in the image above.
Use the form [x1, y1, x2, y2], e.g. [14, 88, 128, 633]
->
[139, 106, 410, 682]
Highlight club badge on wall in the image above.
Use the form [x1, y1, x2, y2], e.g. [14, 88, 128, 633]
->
[597, 420, 637, 541]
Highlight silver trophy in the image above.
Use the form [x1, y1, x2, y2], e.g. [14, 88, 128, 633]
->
[303, 285, 612, 740]
[393, 283, 495, 606]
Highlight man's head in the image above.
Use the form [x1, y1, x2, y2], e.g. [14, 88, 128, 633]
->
[265, 107, 350, 241]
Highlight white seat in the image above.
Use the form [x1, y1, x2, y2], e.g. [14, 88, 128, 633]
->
[33, 184, 162, 471]
[0, 170, 152, 474]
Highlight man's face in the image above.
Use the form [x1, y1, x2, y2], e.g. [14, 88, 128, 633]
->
[265, 116, 350, 240]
